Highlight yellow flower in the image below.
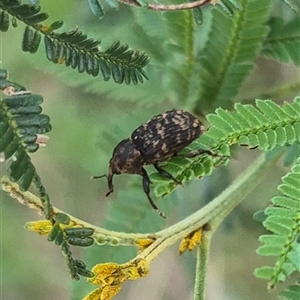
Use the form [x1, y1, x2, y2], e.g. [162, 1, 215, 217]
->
[83, 286, 121, 300]
[179, 228, 202, 254]
[25, 219, 81, 236]
[85, 259, 150, 300]
[89, 263, 126, 285]
[25, 220, 53, 235]
[135, 237, 156, 251]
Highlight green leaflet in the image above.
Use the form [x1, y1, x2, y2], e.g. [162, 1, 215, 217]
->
[256, 244, 284, 256]
[0, 10, 9, 31]
[54, 212, 71, 225]
[254, 266, 274, 279]
[265, 206, 298, 219]
[87, 0, 104, 19]
[272, 195, 300, 210]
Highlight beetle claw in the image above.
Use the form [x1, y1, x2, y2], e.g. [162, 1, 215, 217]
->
[105, 190, 113, 198]
[158, 210, 166, 219]
[178, 181, 184, 188]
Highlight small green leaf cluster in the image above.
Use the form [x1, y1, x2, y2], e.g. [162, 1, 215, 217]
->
[48, 215, 95, 279]
[254, 157, 300, 290]
[0, 0, 47, 31]
[65, 227, 95, 248]
[204, 99, 300, 150]
[152, 152, 229, 198]
[22, 26, 41, 53]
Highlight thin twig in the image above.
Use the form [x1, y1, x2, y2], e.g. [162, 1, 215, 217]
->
[1, 177, 151, 244]
[148, 0, 213, 11]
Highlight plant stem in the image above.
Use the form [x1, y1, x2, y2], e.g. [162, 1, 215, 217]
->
[1, 177, 152, 244]
[194, 230, 212, 300]
[138, 150, 282, 262]
[1, 150, 282, 262]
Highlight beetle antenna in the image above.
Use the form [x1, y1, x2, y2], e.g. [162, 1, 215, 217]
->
[91, 174, 107, 180]
[91, 173, 114, 198]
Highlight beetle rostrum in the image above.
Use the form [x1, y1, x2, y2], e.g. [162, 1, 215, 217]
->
[93, 109, 215, 218]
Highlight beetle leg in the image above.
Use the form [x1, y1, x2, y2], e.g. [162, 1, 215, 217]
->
[175, 149, 214, 158]
[141, 168, 166, 218]
[177, 149, 224, 158]
[105, 171, 114, 197]
[153, 163, 182, 186]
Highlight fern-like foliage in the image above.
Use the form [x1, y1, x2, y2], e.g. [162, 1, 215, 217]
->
[261, 16, 300, 66]
[254, 157, 300, 290]
[0, 0, 149, 84]
[152, 98, 300, 198]
[0, 69, 52, 213]
[0, 69, 94, 279]
[195, 0, 271, 112]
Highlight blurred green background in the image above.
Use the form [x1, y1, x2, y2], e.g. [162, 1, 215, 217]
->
[1, 0, 299, 299]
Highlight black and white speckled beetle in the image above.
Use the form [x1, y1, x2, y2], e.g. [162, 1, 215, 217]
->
[93, 109, 215, 218]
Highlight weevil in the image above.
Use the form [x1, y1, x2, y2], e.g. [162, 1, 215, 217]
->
[92, 109, 217, 218]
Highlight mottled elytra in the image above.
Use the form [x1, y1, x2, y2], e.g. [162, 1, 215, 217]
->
[92, 109, 214, 218]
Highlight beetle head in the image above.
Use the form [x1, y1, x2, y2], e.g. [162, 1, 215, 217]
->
[109, 138, 144, 175]
[92, 139, 144, 197]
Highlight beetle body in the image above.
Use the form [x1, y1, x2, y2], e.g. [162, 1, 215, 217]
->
[131, 109, 204, 163]
[93, 109, 209, 218]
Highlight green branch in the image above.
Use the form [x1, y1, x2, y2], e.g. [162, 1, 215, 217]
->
[136, 151, 283, 263]
[193, 230, 212, 300]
